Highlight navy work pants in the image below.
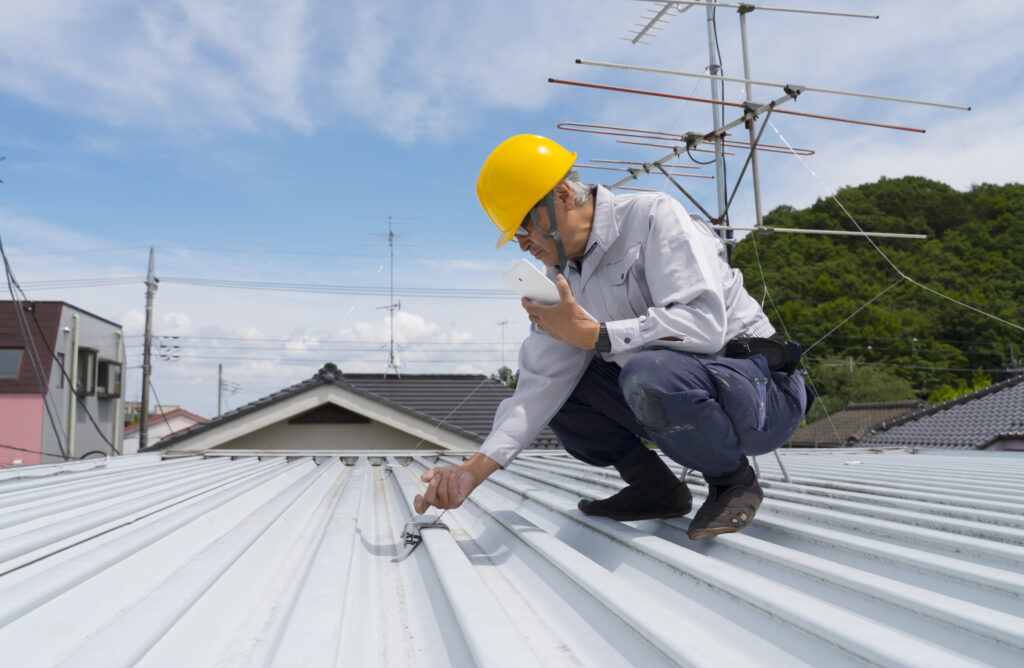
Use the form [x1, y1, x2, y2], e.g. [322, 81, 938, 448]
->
[548, 350, 808, 477]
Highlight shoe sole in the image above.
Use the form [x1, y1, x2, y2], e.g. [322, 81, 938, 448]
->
[687, 498, 762, 540]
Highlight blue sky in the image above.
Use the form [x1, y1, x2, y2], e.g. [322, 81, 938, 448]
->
[2, 0, 1022, 418]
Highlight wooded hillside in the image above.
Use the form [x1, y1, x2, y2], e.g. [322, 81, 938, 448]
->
[729, 176, 1024, 419]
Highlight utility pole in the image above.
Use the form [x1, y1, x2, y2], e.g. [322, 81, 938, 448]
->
[139, 247, 157, 450]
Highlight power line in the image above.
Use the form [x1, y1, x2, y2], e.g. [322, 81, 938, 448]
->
[126, 334, 517, 344]
[1, 233, 69, 461]
[121, 354, 510, 364]
[158, 276, 513, 300]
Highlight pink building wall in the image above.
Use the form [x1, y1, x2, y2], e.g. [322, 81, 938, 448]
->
[0, 394, 44, 467]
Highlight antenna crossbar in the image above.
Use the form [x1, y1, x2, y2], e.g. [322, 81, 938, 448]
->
[607, 88, 800, 189]
[557, 121, 815, 155]
[715, 225, 927, 240]
[636, 1, 879, 20]
[577, 164, 712, 179]
[577, 59, 971, 111]
[549, 78, 927, 133]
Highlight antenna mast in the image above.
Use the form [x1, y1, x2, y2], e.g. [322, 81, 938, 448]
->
[384, 216, 400, 376]
[704, 1, 729, 241]
[364, 216, 417, 376]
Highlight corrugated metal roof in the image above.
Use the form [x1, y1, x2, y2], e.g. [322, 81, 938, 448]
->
[861, 375, 1024, 449]
[1, 448, 1022, 666]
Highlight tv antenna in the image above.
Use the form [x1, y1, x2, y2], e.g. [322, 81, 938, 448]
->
[556, 0, 969, 243]
[363, 216, 418, 376]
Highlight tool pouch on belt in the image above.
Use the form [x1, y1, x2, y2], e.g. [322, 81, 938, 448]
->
[725, 336, 802, 374]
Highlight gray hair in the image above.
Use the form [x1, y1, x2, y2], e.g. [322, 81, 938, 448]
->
[562, 167, 592, 205]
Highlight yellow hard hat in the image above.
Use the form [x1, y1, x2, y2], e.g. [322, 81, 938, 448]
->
[476, 134, 577, 248]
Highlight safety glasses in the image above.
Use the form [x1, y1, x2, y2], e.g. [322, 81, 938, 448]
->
[515, 207, 540, 238]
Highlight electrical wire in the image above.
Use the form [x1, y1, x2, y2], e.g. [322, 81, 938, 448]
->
[411, 375, 498, 452]
[0, 442, 69, 460]
[26, 305, 120, 455]
[768, 118, 1024, 337]
[149, 381, 176, 439]
[1, 233, 69, 460]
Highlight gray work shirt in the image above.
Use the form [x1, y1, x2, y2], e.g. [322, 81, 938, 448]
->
[480, 186, 775, 467]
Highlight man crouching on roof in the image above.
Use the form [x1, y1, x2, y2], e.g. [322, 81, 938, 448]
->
[414, 134, 811, 539]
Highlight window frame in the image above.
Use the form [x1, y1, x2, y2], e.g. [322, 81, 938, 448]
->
[76, 348, 98, 396]
[0, 348, 24, 379]
[97, 359, 122, 399]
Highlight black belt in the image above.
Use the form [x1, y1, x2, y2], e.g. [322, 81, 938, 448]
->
[725, 336, 802, 374]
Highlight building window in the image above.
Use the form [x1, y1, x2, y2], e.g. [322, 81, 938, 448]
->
[0, 348, 23, 378]
[76, 349, 97, 395]
[57, 352, 65, 388]
[97, 360, 122, 398]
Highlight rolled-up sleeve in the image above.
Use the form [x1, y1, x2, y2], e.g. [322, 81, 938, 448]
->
[478, 328, 591, 467]
[604, 196, 729, 355]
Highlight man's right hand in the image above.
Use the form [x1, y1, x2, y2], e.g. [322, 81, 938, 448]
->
[413, 453, 501, 514]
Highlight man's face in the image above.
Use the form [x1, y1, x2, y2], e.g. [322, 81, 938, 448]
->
[515, 205, 561, 266]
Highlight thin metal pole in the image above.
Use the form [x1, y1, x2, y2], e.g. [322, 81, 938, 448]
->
[705, 2, 728, 241]
[548, 79, 927, 133]
[68, 314, 79, 458]
[738, 9, 765, 227]
[710, 225, 927, 240]
[385, 217, 400, 376]
[218, 363, 222, 417]
[576, 59, 971, 111]
[140, 246, 156, 451]
[774, 450, 790, 483]
[113, 330, 122, 454]
[649, 1, 879, 20]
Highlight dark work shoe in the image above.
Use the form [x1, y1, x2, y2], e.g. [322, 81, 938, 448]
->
[687, 458, 763, 540]
[578, 484, 692, 521]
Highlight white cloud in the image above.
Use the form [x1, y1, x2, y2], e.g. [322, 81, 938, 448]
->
[0, 0, 314, 134]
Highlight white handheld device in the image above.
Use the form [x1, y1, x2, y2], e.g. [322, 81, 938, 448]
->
[502, 260, 595, 320]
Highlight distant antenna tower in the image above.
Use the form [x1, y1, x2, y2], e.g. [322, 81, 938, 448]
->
[364, 216, 418, 376]
[497, 319, 509, 368]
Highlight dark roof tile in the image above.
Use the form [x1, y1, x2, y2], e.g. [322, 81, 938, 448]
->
[151, 363, 561, 451]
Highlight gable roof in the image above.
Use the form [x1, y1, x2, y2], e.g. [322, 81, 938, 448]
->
[859, 374, 1024, 449]
[124, 408, 207, 436]
[787, 400, 924, 447]
[152, 363, 560, 451]
[2, 448, 1022, 665]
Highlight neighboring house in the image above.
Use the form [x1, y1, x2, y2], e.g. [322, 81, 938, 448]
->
[0, 301, 125, 467]
[123, 401, 180, 427]
[149, 362, 561, 454]
[786, 399, 924, 448]
[122, 408, 207, 454]
[859, 374, 1024, 450]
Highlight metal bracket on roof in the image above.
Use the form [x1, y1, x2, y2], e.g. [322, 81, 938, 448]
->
[391, 519, 450, 562]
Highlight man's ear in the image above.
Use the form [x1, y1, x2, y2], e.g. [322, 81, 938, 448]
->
[557, 181, 575, 211]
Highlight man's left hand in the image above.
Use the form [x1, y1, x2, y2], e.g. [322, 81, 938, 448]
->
[522, 274, 600, 350]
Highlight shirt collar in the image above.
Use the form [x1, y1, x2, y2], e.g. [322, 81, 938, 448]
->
[588, 185, 616, 252]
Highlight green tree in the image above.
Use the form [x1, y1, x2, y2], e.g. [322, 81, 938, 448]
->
[729, 176, 1024, 420]
[490, 366, 516, 388]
